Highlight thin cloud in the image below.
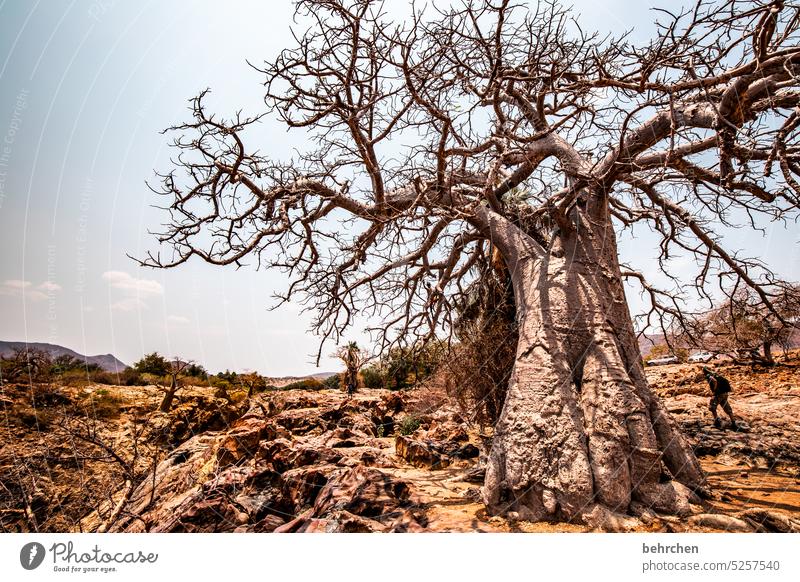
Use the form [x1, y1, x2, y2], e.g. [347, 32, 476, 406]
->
[2, 279, 31, 290]
[0, 279, 62, 301]
[110, 297, 147, 312]
[102, 271, 163, 297]
[167, 315, 191, 325]
[38, 281, 62, 293]
[103, 271, 163, 311]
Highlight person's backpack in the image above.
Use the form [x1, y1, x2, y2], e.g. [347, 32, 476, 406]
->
[712, 373, 732, 394]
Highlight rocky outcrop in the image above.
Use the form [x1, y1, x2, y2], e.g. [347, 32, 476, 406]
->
[687, 513, 754, 532]
[395, 435, 479, 470]
[5, 359, 798, 533]
[653, 364, 800, 468]
[85, 389, 444, 533]
[736, 508, 800, 533]
[395, 436, 451, 469]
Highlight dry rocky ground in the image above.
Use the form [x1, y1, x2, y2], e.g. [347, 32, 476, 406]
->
[1, 357, 798, 533]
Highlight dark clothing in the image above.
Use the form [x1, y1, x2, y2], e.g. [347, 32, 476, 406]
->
[704, 371, 736, 425]
[709, 392, 734, 419]
[706, 373, 731, 395]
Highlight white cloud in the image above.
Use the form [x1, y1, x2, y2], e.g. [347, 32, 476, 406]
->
[167, 315, 191, 325]
[3, 279, 31, 290]
[103, 271, 164, 311]
[26, 290, 48, 301]
[102, 271, 163, 297]
[38, 281, 62, 293]
[110, 297, 147, 312]
[0, 279, 62, 301]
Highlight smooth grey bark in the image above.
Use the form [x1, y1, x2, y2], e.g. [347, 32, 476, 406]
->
[476, 198, 706, 524]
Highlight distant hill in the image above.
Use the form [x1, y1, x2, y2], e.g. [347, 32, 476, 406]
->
[638, 333, 666, 358]
[0, 341, 127, 372]
[310, 371, 338, 380]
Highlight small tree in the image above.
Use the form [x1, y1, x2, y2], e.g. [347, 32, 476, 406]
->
[689, 283, 800, 365]
[644, 343, 670, 363]
[381, 342, 445, 390]
[0, 348, 52, 383]
[158, 358, 192, 412]
[334, 342, 368, 395]
[184, 363, 208, 380]
[239, 371, 267, 398]
[643, 343, 687, 363]
[133, 352, 169, 376]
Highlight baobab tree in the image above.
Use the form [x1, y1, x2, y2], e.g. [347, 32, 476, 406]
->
[137, 0, 800, 525]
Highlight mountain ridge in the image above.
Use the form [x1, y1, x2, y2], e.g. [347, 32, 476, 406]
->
[0, 341, 128, 372]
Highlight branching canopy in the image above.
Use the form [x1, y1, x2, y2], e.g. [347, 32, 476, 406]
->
[137, 0, 800, 361]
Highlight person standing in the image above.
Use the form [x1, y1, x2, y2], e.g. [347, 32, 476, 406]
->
[702, 367, 738, 429]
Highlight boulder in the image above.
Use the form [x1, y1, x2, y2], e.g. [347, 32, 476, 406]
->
[737, 508, 800, 533]
[313, 465, 413, 519]
[216, 422, 270, 466]
[395, 435, 450, 469]
[688, 513, 754, 532]
[581, 504, 642, 532]
[280, 465, 343, 510]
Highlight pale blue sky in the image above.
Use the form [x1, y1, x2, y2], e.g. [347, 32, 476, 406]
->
[0, 1, 797, 374]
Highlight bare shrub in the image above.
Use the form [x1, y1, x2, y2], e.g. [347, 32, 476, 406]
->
[439, 254, 517, 427]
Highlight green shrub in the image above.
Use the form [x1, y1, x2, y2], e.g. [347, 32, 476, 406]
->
[209, 376, 234, 393]
[118, 367, 146, 386]
[398, 415, 421, 436]
[58, 369, 94, 387]
[80, 388, 123, 419]
[133, 352, 170, 376]
[360, 365, 384, 389]
[216, 370, 238, 383]
[185, 363, 208, 379]
[89, 371, 117, 385]
[50, 354, 101, 375]
[321, 374, 341, 390]
[281, 378, 324, 391]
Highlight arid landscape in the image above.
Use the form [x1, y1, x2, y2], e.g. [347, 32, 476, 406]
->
[2, 355, 798, 533]
[2, 0, 800, 554]
[3, 3, 800, 581]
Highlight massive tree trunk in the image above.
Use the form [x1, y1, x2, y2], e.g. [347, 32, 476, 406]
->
[478, 197, 706, 525]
